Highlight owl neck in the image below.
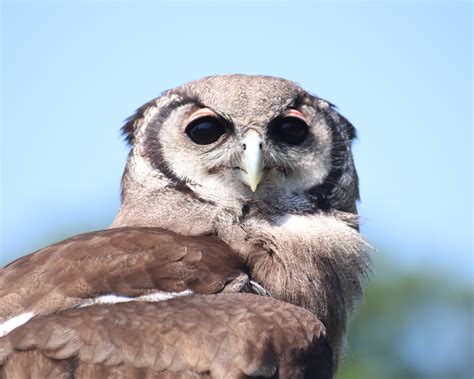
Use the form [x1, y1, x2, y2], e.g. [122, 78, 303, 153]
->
[215, 211, 369, 370]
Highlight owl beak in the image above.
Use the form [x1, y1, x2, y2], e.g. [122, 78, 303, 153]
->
[239, 132, 264, 192]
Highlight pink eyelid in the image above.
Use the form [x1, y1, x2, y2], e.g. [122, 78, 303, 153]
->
[188, 108, 217, 122]
[284, 109, 306, 121]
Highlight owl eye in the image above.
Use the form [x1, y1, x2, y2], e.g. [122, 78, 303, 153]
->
[270, 116, 309, 145]
[185, 116, 227, 145]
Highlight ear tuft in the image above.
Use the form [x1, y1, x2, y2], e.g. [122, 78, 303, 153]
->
[121, 99, 159, 146]
[306, 94, 357, 141]
[330, 106, 357, 141]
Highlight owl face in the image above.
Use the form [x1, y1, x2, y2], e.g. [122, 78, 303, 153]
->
[124, 75, 358, 214]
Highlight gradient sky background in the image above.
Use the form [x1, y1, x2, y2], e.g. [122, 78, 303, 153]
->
[1, 1, 472, 282]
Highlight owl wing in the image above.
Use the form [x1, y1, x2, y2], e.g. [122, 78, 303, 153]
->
[0, 294, 332, 378]
[0, 227, 260, 326]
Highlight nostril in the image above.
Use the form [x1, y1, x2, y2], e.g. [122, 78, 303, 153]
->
[259, 143, 262, 149]
[243, 143, 247, 151]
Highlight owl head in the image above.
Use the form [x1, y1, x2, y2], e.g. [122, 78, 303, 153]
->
[119, 75, 359, 222]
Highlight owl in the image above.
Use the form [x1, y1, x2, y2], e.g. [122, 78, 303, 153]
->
[0, 75, 370, 378]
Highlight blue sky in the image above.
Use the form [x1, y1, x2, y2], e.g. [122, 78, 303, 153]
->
[1, 1, 472, 280]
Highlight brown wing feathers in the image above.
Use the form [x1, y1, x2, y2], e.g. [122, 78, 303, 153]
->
[0, 227, 251, 321]
[0, 294, 332, 378]
[0, 228, 333, 377]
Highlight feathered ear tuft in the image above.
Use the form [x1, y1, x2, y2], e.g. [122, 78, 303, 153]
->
[305, 93, 357, 141]
[121, 99, 159, 146]
[322, 104, 357, 142]
[329, 105, 357, 141]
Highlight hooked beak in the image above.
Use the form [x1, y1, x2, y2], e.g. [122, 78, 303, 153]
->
[239, 131, 264, 192]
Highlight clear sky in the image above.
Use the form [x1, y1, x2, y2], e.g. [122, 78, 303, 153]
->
[1, 1, 472, 280]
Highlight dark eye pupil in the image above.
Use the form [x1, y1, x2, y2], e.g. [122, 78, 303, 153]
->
[186, 116, 227, 145]
[271, 117, 309, 145]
